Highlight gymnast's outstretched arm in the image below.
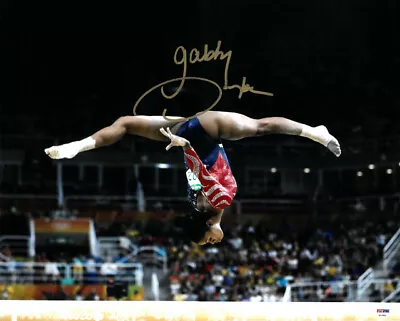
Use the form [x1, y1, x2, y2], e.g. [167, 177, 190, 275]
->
[210, 112, 341, 157]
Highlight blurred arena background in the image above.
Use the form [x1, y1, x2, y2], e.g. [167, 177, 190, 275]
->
[0, 0, 399, 303]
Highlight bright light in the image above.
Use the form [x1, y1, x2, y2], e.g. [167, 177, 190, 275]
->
[368, 164, 375, 170]
[270, 167, 277, 173]
[357, 171, 363, 177]
[304, 168, 310, 174]
[386, 168, 393, 175]
[156, 163, 171, 169]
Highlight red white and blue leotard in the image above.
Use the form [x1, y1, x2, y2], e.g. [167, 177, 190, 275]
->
[176, 117, 237, 210]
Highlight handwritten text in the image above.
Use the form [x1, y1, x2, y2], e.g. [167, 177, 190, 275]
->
[133, 40, 273, 121]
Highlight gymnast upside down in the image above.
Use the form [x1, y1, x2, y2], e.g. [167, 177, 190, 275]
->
[45, 111, 341, 245]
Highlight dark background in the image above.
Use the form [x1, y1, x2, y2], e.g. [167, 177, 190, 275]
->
[0, 0, 399, 201]
[2, 0, 399, 136]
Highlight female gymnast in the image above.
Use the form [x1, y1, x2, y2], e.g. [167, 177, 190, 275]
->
[45, 111, 341, 245]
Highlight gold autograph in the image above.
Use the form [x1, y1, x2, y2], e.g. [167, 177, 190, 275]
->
[133, 40, 273, 121]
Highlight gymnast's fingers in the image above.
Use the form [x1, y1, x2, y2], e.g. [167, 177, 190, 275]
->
[167, 127, 173, 136]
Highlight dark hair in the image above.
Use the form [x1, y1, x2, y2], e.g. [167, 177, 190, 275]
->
[177, 210, 216, 243]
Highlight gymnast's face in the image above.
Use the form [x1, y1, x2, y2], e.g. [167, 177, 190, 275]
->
[197, 222, 224, 245]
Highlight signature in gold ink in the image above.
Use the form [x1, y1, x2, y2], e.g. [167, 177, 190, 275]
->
[133, 40, 273, 122]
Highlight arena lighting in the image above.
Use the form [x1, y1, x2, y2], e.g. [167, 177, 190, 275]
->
[156, 163, 171, 169]
[356, 171, 363, 177]
[270, 167, 277, 173]
[368, 164, 375, 170]
[303, 168, 310, 174]
[386, 168, 393, 175]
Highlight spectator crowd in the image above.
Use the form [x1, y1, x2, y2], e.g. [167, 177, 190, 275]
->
[167, 217, 400, 302]
[0, 205, 399, 302]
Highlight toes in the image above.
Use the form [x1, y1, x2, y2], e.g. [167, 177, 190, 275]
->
[327, 140, 341, 157]
[45, 148, 59, 159]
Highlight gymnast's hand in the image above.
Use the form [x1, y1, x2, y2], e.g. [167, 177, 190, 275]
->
[160, 127, 191, 151]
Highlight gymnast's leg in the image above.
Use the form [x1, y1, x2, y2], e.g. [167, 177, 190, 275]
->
[199, 111, 341, 157]
[44, 115, 183, 159]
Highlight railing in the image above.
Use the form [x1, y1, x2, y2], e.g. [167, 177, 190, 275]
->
[333, 194, 400, 215]
[97, 237, 124, 259]
[383, 227, 400, 272]
[357, 267, 374, 300]
[287, 280, 355, 302]
[0, 262, 143, 285]
[352, 225, 400, 301]
[136, 246, 167, 272]
[0, 236, 31, 258]
[97, 237, 139, 259]
[96, 240, 166, 273]
[3, 193, 399, 215]
[286, 279, 400, 302]
[0, 193, 309, 215]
